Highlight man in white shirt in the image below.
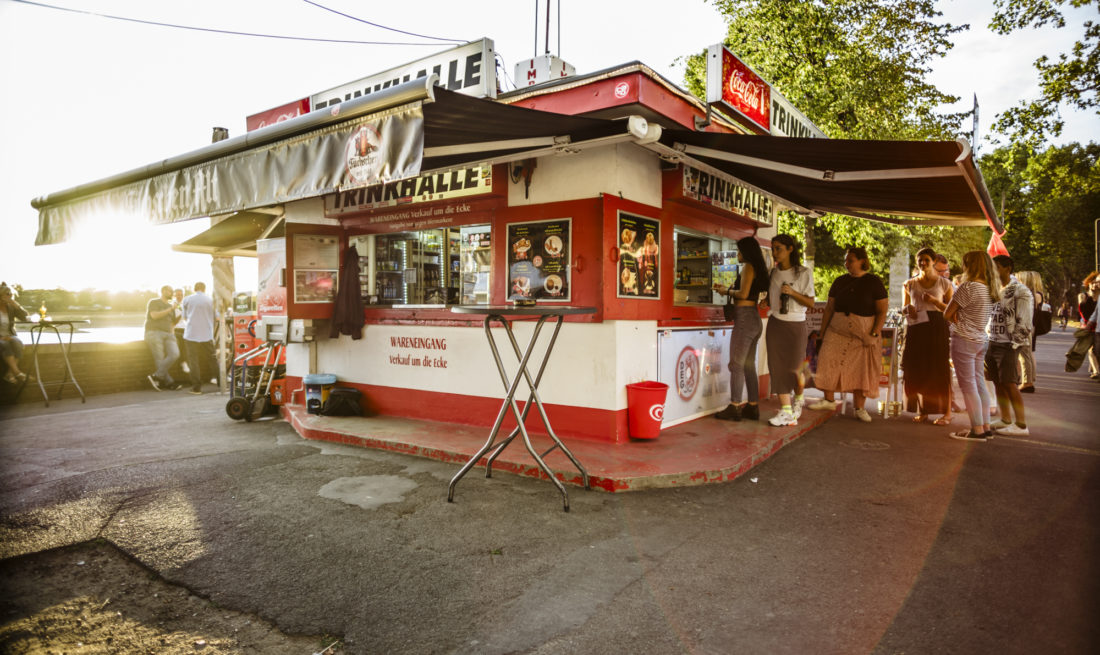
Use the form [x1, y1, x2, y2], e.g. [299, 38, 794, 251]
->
[181, 281, 217, 395]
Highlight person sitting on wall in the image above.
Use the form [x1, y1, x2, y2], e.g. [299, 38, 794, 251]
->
[0, 282, 29, 384]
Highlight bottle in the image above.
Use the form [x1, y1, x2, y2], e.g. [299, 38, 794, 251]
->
[780, 293, 790, 314]
[38, 302, 47, 320]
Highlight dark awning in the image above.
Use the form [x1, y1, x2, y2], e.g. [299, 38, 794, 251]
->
[31, 78, 629, 246]
[171, 210, 286, 257]
[652, 130, 1002, 231]
[31, 75, 1001, 246]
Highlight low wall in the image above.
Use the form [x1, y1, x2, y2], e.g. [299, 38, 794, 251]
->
[2, 341, 156, 404]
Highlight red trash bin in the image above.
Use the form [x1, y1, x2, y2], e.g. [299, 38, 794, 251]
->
[626, 381, 669, 439]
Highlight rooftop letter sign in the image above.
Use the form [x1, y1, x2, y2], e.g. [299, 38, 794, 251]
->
[705, 44, 771, 133]
[312, 38, 497, 110]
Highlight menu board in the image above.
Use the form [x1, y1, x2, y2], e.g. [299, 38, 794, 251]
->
[617, 212, 660, 299]
[294, 270, 338, 304]
[293, 234, 340, 304]
[507, 219, 571, 302]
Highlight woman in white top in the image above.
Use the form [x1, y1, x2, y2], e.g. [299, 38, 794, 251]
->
[763, 234, 815, 426]
[943, 251, 1002, 441]
[901, 247, 953, 425]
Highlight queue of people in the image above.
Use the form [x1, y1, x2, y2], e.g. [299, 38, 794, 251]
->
[708, 236, 1071, 440]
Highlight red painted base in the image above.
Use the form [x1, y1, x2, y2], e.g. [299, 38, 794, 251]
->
[282, 397, 834, 492]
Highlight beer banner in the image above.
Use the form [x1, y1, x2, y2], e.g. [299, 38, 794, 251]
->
[36, 102, 424, 245]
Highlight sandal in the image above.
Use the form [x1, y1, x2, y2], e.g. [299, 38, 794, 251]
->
[933, 415, 952, 426]
[912, 414, 928, 423]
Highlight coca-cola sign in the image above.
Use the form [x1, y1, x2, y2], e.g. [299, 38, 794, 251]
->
[246, 98, 310, 132]
[705, 45, 771, 132]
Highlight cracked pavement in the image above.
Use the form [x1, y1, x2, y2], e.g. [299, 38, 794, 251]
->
[1, 331, 1098, 653]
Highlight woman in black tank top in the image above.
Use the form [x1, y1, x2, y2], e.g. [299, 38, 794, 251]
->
[712, 237, 769, 421]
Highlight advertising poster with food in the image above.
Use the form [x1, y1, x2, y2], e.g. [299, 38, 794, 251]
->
[617, 213, 660, 299]
[507, 219, 571, 302]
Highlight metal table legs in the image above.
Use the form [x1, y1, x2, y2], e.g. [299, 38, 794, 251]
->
[447, 313, 589, 511]
[30, 323, 85, 407]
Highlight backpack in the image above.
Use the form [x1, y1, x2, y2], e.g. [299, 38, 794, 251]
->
[320, 387, 363, 417]
[1034, 302, 1052, 336]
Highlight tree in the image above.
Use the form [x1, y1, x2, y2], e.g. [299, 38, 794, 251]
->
[990, 0, 1099, 147]
[979, 141, 1100, 303]
[682, 0, 977, 281]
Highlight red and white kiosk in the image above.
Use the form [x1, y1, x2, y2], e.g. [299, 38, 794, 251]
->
[30, 39, 1002, 467]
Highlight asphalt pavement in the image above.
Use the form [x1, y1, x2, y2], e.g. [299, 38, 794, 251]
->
[1, 328, 1097, 654]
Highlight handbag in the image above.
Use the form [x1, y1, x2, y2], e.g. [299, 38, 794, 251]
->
[723, 293, 736, 322]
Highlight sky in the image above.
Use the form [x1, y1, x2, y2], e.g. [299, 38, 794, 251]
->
[1, 0, 1096, 294]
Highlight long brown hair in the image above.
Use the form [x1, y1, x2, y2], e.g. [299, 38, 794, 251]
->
[961, 250, 1002, 302]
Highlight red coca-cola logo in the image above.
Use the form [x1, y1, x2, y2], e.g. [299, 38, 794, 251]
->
[721, 50, 770, 131]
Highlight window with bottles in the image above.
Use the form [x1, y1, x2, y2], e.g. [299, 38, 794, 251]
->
[349, 224, 491, 306]
[673, 230, 739, 305]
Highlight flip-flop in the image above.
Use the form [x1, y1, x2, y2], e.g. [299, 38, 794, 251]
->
[933, 416, 952, 426]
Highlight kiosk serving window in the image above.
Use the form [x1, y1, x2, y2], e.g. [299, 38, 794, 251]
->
[350, 224, 491, 306]
[673, 230, 738, 305]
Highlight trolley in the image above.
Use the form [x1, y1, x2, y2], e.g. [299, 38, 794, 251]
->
[225, 317, 287, 422]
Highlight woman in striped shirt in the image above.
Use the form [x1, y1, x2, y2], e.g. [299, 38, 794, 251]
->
[943, 251, 1002, 441]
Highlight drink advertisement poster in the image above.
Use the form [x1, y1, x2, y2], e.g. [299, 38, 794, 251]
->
[256, 238, 287, 318]
[617, 212, 660, 299]
[507, 218, 571, 302]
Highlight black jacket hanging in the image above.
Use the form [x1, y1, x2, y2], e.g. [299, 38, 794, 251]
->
[330, 245, 366, 339]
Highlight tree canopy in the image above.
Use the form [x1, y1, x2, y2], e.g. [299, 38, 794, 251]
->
[979, 142, 1100, 304]
[684, 0, 970, 141]
[989, 0, 1099, 147]
[681, 0, 977, 284]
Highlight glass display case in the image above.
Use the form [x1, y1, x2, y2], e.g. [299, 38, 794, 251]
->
[460, 225, 492, 305]
[350, 225, 491, 306]
[674, 230, 739, 305]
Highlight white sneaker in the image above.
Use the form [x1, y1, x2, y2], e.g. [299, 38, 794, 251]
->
[768, 409, 798, 426]
[996, 423, 1030, 437]
[854, 408, 872, 423]
[989, 419, 1011, 431]
[950, 429, 988, 442]
[792, 397, 804, 419]
[808, 399, 837, 411]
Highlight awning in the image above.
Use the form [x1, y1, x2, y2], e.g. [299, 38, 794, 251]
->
[650, 130, 1002, 231]
[32, 78, 629, 246]
[31, 76, 1001, 245]
[171, 209, 285, 258]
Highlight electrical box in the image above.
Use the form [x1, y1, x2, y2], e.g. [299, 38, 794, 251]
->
[257, 316, 288, 343]
[289, 319, 317, 343]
